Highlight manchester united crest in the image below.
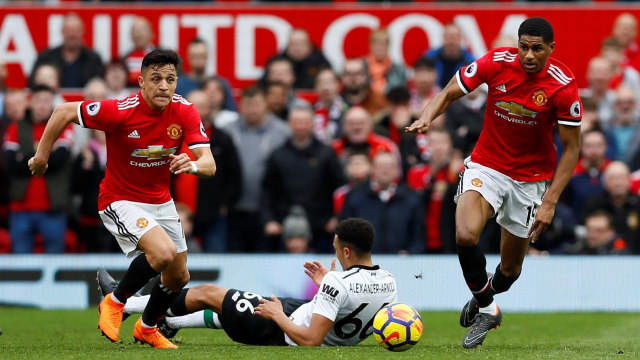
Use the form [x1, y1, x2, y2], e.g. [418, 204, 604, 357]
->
[471, 178, 483, 187]
[167, 123, 183, 140]
[136, 218, 149, 228]
[532, 90, 548, 106]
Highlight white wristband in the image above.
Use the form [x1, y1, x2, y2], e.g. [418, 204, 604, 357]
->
[189, 161, 198, 175]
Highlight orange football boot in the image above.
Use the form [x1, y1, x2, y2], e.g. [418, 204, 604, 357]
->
[133, 318, 178, 349]
[98, 293, 125, 342]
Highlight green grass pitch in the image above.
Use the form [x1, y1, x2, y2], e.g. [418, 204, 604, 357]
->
[1, 308, 638, 359]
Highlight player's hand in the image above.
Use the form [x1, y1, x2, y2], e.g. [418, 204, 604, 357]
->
[303, 258, 336, 286]
[169, 153, 192, 175]
[254, 296, 284, 321]
[527, 202, 555, 243]
[405, 117, 431, 134]
[28, 155, 48, 177]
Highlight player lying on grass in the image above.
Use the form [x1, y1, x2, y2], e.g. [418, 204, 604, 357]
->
[98, 218, 398, 346]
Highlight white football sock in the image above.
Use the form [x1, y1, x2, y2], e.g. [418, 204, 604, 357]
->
[479, 300, 498, 315]
[124, 295, 150, 314]
[165, 310, 221, 329]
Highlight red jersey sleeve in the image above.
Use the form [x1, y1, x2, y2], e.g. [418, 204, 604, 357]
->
[553, 81, 582, 127]
[182, 104, 209, 150]
[77, 99, 120, 133]
[456, 48, 503, 94]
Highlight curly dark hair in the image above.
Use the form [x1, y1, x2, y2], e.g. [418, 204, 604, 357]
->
[518, 17, 554, 44]
[335, 218, 375, 256]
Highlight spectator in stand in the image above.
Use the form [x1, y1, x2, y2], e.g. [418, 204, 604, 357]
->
[583, 57, 616, 128]
[341, 152, 423, 254]
[72, 129, 113, 252]
[261, 104, 344, 253]
[601, 36, 640, 104]
[373, 86, 423, 171]
[265, 81, 290, 121]
[564, 129, 612, 220]
[202, 78, 239, 128]
[176, 38, 236, 111]
[182, 89, 242, 253]
[222, 86, 290, 253]
[445, 85, 486, 156]
[340, 58, 387, 117]
[3, 85, 73, 253]
[365, 28, 407, 96]
[313, 68, 348, 144]
[611, 13, 640, 72]
[31, 64, 65, 106]
[582, 161, 640, 254]
[567, 210, 630, 255]
[104, 59, 130, 100]
[333, 152, 371, 216]
[124, 17, 155, 87]
[260, 56, 309, 120]
[409, 57, 440, 117]
[279, 28, 331, 90]
[579, 97, 617, 160]
[2, 89, 27, 125]
[406, 128, 461, 253]
[331, 106, 399, 164]
[281, 206, 312, 254]
[423, 23, 475, 89]
[29, 13, 104, 89]
[608, 86, 640, 164]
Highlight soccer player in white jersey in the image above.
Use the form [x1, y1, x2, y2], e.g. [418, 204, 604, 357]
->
[98, 218, 398, 346]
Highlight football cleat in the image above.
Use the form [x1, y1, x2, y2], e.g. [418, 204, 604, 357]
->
[98, 293, 125, 342]
[462, 306, 502, 349]
[96, 268, 130, 322]
[460, 272, 494, 328]
[133, 318, 178, 349]
[157, 316, 180, 339]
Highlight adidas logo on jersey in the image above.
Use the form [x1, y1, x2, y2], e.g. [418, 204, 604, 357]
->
[495, 84, 507, 93]
[128, 130, 140, 138]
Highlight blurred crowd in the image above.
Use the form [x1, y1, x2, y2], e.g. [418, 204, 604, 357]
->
[0, 12, 639, 256]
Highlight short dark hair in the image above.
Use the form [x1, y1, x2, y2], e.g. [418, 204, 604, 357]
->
[386, 86, 411, 105]
[414, 57, 436, 70]
[30, 84, 56, 95]
[242, 85, 265, 99]
[518, 17, 554, 44]
[141, 49, 181, 73]
[188, 38, 206, 47]
[335, 218, 375, 256]
[585, 210, 615, 229]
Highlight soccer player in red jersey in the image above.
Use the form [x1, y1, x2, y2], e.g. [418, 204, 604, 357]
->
[29, 49, 216, 349]
[406, 17, 581, 348]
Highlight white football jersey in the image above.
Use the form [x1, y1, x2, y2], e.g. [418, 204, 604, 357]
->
[285, 265, 397, 346]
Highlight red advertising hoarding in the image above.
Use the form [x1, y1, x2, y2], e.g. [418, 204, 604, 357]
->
[0, 4, 638, 89]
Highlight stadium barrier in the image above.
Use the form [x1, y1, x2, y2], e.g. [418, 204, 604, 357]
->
[0, 254, 638, 312]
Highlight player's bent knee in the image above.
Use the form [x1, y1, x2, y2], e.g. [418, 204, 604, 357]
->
[148, 246, 177, 271]
[455, 226, 479, 247]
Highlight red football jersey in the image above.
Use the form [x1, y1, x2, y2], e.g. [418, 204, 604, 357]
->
[456, 47, 582, 181]
[78, 92, 209, 210]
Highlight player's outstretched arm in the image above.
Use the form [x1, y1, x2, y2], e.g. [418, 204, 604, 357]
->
[303, 259, 336, 286]
[255, 297, 332, 346]
[528, 124, 580, 242]
[169, 147, 216, 177]
[28, 102, 82, 176]
[405, 75, 466, 134]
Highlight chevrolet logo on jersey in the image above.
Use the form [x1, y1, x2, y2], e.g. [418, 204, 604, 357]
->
[495, 101, 538, 118]
[131, 145, 177, 159]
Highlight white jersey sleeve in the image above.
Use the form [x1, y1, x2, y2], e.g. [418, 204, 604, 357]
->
[312, 272, 349, 322]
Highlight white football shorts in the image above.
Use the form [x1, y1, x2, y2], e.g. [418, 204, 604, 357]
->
[454, 158, 547, 239]
[99, 200, 186, 257]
